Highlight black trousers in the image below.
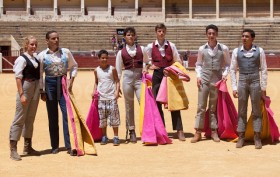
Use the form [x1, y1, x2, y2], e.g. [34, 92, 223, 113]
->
[152, 68, 183, 131]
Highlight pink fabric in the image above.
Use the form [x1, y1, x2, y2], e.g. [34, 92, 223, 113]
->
[86, 91, 103, 141]
[156, 76, 167, 104]
[164, 65, 190, 82]
[62, 76, 84, 156]
[141, 74, 172, 145]
[203, 80, 238, 139]
[263, 96, 280, 143]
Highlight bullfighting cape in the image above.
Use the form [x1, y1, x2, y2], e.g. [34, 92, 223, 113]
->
[156, 62, 190, 111]
[203, 80, 238, 140]
[62, 76, 97, 156]
[245, 96, 279, 143]
[139, 73, 172, 145]
[86, 91, 103, 142]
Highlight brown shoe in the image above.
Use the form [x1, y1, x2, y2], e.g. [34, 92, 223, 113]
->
[177, 130, 186, 141]
[10, 140, 22, 161]
[23, 138, 41, 156]
[236, 132, 245, 148]
[129, 130, 137, 143]
[190, 131, 201, 143]
[211, 130, 220, 142]
[254, 132, 262, 149]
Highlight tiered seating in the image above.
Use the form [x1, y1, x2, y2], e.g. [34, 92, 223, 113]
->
[0, 22, 279, 53]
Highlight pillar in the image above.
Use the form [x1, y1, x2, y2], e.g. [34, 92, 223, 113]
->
[216, 0, 219, 18]
[243, 0, 246, 18]
[189, 0, 192, 19]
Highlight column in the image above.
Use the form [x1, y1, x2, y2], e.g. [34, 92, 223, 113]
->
[81, 0, 85, 15]
[54, 0, 58, 15]
[189, 0, 192, 19]
[108, 0, 112, 15]
[0, 0, 3, 15]
[270, 0, 274, 18]
[216, 0, 219, 18]
[27, 0, 30, 15]
[243, 0, 246, 18]
[135, 0, 138, 15]
[162, 0, 165, 19]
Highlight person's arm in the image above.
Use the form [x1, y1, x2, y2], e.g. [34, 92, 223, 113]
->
[13, 56, 28, 105]
[230, 48, 239, 98]
[112, 67, 121, 99]
[92, 69, 98, 99]
[141, 46, 150, 73]
[115, 50, 123, 80]
[259, 47, 268, 96]
[222, 45, 231, 79]
[66, 49, 78, 92]
[170, 42, 181, 63]
[195, 46, 204, 88]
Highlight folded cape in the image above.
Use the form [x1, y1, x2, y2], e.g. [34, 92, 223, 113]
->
[139, 73, 172, 145]
[62, 76, 97, 156]
[156, 62, 190, 111]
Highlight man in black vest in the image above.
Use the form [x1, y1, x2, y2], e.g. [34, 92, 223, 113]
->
[230, 29, 268, 149]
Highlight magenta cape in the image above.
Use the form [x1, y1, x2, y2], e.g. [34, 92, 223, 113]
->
[203, 80, 238, 139]
[86, 91, 103, 142]
[140, 73, 172, 145]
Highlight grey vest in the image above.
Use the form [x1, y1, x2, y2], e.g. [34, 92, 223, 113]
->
[202, 44, 224, 71]
[237, 46, 260, 74]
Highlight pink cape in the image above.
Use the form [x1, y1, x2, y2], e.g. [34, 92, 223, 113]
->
[203, 80, 238, 139]
[141, 73, 172, 145]
[263, 96, 280, 143]
[86, 91, 103, 142]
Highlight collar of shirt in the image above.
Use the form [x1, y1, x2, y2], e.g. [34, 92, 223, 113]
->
[155, 39, 168, 48]
[125, 44, 137, 57]
[240, 45, 256, 58]
[23, 52, 39, 68]
[205, 42, 220, 57]
[46, 48, 62, 55]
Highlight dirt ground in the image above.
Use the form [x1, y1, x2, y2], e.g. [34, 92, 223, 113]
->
[1, 70, 280, 177]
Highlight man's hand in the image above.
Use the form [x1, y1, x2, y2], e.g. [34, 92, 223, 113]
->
[20, 94, 27, 106]
[197, 78, 202, 88]
[40, 93, 47, 101]
[233, 90, 238, 98]
[149, 64, 160, 70]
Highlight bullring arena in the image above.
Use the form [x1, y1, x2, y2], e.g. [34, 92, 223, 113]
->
[1, 0, 280, 177]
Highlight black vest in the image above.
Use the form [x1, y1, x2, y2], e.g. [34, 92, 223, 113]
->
[22, 54, 40, 80]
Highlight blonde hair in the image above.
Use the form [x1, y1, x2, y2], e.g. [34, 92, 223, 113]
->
[22, 36, 37, 52]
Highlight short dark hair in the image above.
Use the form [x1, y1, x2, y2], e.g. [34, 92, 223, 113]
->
[206, 24, 218, 33]
[155, 23, 166, 31]
[46, 30, 57, 39]
[124, 27, 136, 36]
[97, 49, 108, 58]
[242, 29, 255, 38]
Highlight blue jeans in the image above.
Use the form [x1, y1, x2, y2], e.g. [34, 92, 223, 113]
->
[45, 76, 70, 150]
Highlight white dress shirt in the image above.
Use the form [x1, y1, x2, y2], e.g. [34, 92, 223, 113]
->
[195, 42, 231, 78]
[37, 48, 78, 90]
[115, 44, 149, 79]
[230, 45, 268, 91]
[146, 39, 181, 64]
[13, 52, 39, 79]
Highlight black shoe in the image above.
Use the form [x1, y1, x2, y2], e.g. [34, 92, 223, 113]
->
[51, 148, 59, 154]
[67, 149, 77, 156]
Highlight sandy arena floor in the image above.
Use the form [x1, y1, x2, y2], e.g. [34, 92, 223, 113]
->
[1, 70, 280, 177]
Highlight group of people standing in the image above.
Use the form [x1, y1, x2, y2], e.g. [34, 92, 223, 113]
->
[8, 23, 267, 161]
